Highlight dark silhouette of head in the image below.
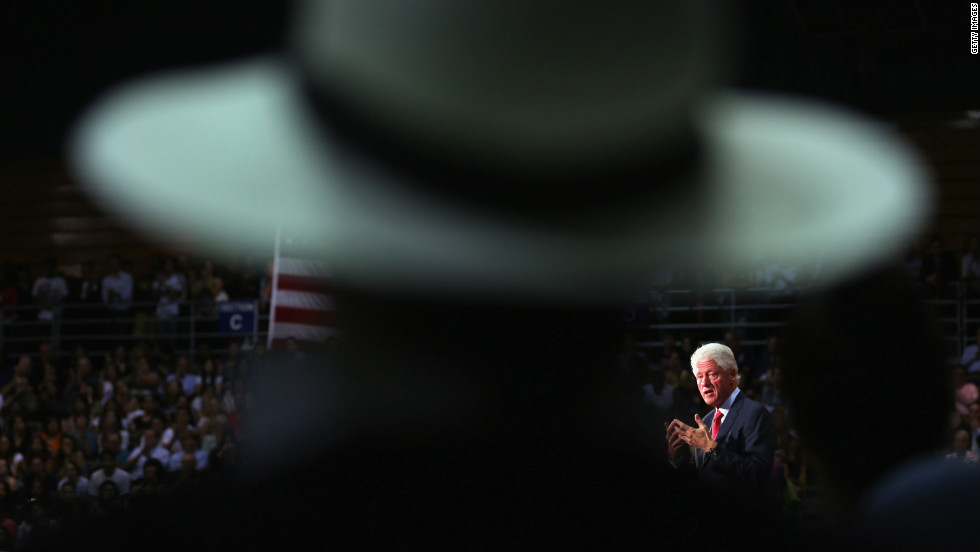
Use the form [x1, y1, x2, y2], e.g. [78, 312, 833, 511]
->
[782, 266, 949, 505]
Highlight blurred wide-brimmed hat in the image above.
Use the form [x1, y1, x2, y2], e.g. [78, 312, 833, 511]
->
[70, 1, 931, 305]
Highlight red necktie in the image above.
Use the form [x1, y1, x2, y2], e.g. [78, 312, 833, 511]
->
[711, 411, 722, 439]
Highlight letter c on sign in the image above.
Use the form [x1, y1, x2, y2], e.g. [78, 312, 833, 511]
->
[230, 314, 243, 331]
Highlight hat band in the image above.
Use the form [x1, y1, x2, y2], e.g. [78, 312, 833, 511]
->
[299, 77, 705, 216]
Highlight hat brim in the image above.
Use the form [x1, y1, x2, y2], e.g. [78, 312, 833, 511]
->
[70, 57, 931, 304]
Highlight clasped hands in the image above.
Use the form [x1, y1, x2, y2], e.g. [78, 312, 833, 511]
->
[665, 414, 716, 462]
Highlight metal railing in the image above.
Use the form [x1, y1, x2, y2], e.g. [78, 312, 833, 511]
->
[1, 300, 270, 363]
[626, 282, 979, 363]
[2, 282, 978, 365]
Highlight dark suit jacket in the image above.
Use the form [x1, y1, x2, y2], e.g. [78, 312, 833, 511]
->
[693, 392, 775, 492]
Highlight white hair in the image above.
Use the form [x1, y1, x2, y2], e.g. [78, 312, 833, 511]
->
[690, 342, 738, 375]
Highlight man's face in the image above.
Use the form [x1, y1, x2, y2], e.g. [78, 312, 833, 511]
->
[695, 359, 737, 409]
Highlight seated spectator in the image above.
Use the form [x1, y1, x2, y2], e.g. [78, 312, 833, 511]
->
[952, 365, 979, 428]
[900, 239, 924, 280]
[166, 452, 203, 495]
[960, 236, 980, 291]
[0, 436, 24, 479]
[192, 388, 221, 431]
[39, 417, 63, 457]
[25, 435, 51, 470]
[88, 450, 132, 498]
[961, 328, 980, 375]
[760, 366, 784, 409]
[50, 434, 79, 479]
[0, 461, 17, 505]
[70, 412, 99, 461]
[641, 366, 674, 415]
[15, 498, 58, 551]
[90, 480, 124, 518]
[919, 236, 958, 299]
[199, 358, 224, 396]
[945, 429, 980, 464]
[101, 253, 134, 332]
[6, 415, 31, 458]
[169, 431, 208, 473]
[0, 357, 31, 399]
[960, 401, 980, 456]
[23, 456, 57, 505]
[167, 355, 199, 397]
[54, 480, 86, 522]
[96, 412, 130, 460]
[125, 428, 170, 479]
[32, 258, 69, 321]
[57, 460, 89, 497]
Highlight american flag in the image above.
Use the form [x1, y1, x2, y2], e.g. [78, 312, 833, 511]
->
[267, 232, 337, 349]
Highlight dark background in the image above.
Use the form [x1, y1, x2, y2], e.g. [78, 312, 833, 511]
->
[2, 0, 978, 159]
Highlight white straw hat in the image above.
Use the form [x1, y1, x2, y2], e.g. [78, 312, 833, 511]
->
[70, 0, 931, 305]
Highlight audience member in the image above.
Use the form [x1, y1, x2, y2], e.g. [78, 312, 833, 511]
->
[960, 327, 980, 374]
[641, 365, 674, 415]
[961, 401, 980, 456]
[90, 480, 124, 518]
[152, 257, 183, 341]
[168, 431, 207, 472]
[70, 412, 99, 461]
[101, 253, 134, 334]
[951, 365, 978, 428]
[919, 236, 958, 299]
[31, 259, 68, 322]
[124, 428, 169, 480]
[88, 451, 131, 498]
[15, 498, 58, 551]
[944, 429, 980, 464]
[760, 366, 784, 409]
[65, 259, 102, 323]
[166, 355, 198, 398]
[960, 236, 980, 284]
[900, 239, 924, 281]
[57, 460, 89, 497]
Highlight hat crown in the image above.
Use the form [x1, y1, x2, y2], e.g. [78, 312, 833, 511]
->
[292, 0, 723, 177]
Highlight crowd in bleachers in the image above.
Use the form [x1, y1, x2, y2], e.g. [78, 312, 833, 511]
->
[0, 332, 266, 549]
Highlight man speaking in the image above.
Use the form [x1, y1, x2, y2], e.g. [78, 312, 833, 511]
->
[666, 343, 775, 494]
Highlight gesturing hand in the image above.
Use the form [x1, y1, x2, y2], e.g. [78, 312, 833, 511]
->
[666, 414, 716, 454]
[665, 421, 687, 462]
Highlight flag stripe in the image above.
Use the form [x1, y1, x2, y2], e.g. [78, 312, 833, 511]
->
[270, 322, 339, 343]
[274, 290, 335, 311]
[274, 306, 336, 327]
[276, 274, 333, 294]
[278, 257, 332, 278]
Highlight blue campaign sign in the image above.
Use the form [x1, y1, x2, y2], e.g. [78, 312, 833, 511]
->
[218, 301, 255, 334]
